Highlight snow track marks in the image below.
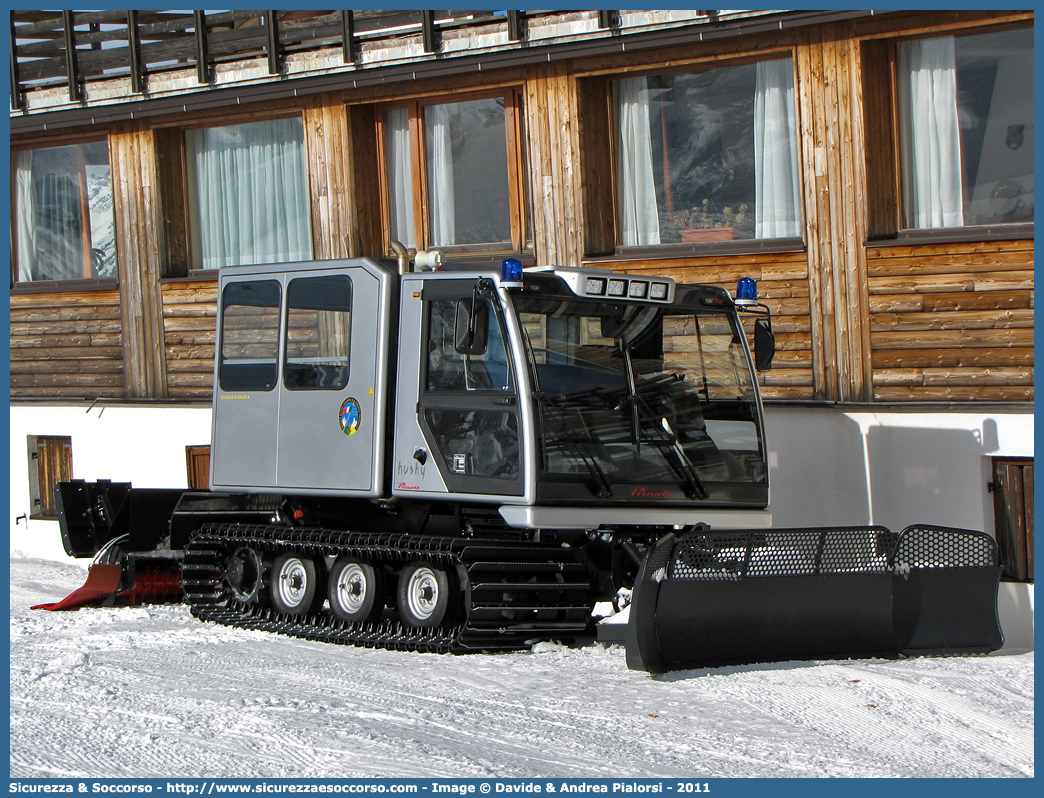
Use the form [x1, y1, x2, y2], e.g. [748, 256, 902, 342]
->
[9, 558, 1034, 778]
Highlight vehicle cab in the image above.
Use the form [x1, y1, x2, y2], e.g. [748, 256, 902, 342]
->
[392, 262, 774, 530]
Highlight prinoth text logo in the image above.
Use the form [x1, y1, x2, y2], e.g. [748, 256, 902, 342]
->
[631, 487, 673, 498]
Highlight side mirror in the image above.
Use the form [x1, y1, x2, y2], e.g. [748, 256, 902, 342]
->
[754, 318, 775, 372]
[455, 297, 489, 355]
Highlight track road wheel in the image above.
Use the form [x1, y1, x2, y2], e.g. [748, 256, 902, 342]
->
[328, 557, 384, 623]
[398, 562, 452, 628]
[224, 546, 265, 603]
[271, 553, 325, 616]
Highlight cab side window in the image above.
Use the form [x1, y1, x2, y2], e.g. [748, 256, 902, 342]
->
[283, 275, 352, 391]
[422, 296, 520, 484]
[426, 299, 512, 392]
[218, 280, 281, 392]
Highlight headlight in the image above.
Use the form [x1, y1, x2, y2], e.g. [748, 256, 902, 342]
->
[585, 277, 607, 296]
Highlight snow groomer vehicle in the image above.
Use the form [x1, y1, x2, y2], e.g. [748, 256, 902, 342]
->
[46, 252, 1004, 672]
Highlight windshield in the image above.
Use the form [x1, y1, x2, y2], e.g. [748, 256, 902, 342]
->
[513, 295, 766, 502]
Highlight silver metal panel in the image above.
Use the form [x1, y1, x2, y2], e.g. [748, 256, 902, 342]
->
[210, 276, 282, 489]
[275, 263, 388, 493]
[498, 505, 773, 531]
[498, 284, 538, 504]
[391, 273, 532, 505]
[211, 258, 393, 496]
[391, 276, 449, 497]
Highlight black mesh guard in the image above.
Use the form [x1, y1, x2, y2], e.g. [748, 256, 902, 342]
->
[666, 526, 897, 581]
[894, 524, 998, 569]
[662, 525, 997, 582]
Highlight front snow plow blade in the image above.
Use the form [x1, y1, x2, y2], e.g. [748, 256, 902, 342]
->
[625, 525, 1004, 673]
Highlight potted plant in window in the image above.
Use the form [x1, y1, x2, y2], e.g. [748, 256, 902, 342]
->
[674, 200, 748, 242]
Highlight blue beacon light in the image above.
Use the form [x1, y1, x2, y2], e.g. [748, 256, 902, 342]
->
[501, 258, 524, 286]
[736, 277, 758, 305]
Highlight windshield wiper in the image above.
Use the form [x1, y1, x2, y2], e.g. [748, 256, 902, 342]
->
[616, 341, 709, 500]
[659, 416, 709, 500]
[523, 329, 614, 498]
[540, 395, 615, 499]
[618, 337, 642, 454]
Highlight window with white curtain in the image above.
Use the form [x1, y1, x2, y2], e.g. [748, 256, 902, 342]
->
[381, 91, 528, 253]
[898, 27, 1033, 230]
[186, 116, 312, 270]
[13, 141, 117, 283]
[614, 57, 802, 247]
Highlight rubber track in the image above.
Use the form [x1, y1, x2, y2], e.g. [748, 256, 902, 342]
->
[181, 523, 596, 654]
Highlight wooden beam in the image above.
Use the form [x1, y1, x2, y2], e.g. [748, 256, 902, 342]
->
[10, 12, 23, 110]
[303, 97, 354, 259]
[831, 25, 873, 401]
[127, 9, 144, 94]
[421, 10, 438, 53]
[264, 10, 280, 75]
[62, 10, 80, 102]
[194, 10, 209, 84]
[526, 64, 584, 266]
[507, 10, 524, 43]
[341, 10, 355, 64]
[795, 32, 832, 400]
[111, 121, 169, 398]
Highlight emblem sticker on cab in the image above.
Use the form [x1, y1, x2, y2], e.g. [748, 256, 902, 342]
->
[339, 398, 361, 436]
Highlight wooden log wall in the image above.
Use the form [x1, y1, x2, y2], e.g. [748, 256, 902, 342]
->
[162, 281, 217, 399]
[10, 290, 125, 398]
[867, 240, 1034, 401]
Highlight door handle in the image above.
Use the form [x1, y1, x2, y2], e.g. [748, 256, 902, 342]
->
[493, 397, 516, 406]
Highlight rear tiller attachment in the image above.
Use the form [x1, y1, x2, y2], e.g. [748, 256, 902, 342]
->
[31, 535, 183, 612]
[625, 524, 1004, 673]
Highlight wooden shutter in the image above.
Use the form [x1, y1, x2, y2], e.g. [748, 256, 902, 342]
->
[991, 457, 1034, 582]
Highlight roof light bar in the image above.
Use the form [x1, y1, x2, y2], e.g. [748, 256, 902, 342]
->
[530, 266, 675, 303]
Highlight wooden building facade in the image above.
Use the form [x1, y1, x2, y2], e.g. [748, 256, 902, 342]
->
[8, 10, 1037, 623]
[9, 9, 1033, 407]
[6, 6, 1035, 405]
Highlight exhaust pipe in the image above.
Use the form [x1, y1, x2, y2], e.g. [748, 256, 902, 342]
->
[390, 240, 410, 275]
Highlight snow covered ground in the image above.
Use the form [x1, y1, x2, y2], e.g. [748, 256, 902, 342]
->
[9, 557, 1034, 779]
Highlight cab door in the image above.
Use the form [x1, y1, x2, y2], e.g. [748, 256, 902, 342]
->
[275, 265, 383, 493]
[418, 281, 524, 497]
[211, 278, 283, 489]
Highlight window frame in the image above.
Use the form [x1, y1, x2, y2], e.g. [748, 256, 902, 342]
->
[164, 112, 314, 277]
[375, 88, 530, 257]
[890, 24, 1034, 242]
[10, 137, 119, 292]
[605, 52, 806, 257]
